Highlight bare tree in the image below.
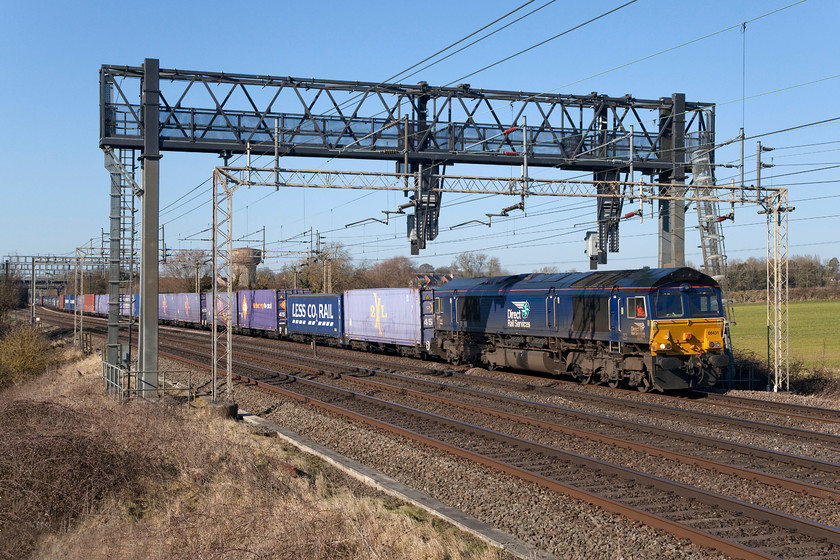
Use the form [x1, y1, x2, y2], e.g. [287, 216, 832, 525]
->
[161, 249, 211, 293]
[450, 252, 505, 278]
[290, 243, 357, 293]
[536, 265, 560, 274]
[0, 276, 24, 326]
[359, 256, 417, 288]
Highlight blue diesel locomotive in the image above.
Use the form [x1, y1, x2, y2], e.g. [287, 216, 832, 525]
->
[429, 267, 729, 391]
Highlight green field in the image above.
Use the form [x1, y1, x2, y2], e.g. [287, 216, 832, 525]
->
[730, 300, 840, 370]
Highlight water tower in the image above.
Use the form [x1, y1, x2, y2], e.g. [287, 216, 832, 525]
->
[231, 247, 262, 289]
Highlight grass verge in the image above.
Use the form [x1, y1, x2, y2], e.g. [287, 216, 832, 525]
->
[0, 345, 506, 560]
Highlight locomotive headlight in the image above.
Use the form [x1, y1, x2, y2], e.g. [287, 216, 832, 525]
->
[660, 343, 672, 350]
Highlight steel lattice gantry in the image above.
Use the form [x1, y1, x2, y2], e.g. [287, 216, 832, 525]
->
[4, 254, 108, 331]
[210, 166, 790, 395]
[100, 58, 713, 398]
[100, 60, 713, 258]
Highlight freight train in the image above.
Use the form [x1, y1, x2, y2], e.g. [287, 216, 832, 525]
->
[40, 267, 729, 392]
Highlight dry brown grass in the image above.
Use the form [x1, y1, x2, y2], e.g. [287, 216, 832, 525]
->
[0, 348, 505, 560]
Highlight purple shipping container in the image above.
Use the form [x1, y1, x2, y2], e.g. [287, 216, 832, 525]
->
[344, 288, 422, 346]
[159, 293, 178, 321]
[174, 293, 200, 324]
[287, 293, 342, 338]
[210, 292, 237, 327]
[238, 290, 280, 332]
[95, 294, 110, 315]
[119, 294, 138, 318]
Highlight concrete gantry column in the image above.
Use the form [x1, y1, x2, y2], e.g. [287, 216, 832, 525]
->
[658, 93, 687, 268]
[139, 58, 161, 396]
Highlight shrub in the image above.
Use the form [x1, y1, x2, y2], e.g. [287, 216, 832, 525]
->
[0, 325, 53, 388]
[790, 365, 840, 397]
[0, 401, 159, 560]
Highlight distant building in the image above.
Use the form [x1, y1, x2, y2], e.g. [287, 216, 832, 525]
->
[414, 273, 452, 288]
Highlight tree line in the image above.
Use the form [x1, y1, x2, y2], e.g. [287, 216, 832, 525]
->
[725, 255, 839, 292]
[159, 246, 510, 293]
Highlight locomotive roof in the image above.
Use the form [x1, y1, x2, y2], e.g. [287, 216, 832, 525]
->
[436, 267, 718, 293]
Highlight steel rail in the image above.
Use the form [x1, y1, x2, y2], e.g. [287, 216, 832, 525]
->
[328, 370, 840, 502]
[231, 368, 840, 560]
[162, 334, 840, 495]
[39, 311, 840, 558]
[159, 331, 840, 483]
[452, 371, 840, 448]
[355, 370, 840, 473]
[39, 308, 840, 444]
[686, 391, 840, 425]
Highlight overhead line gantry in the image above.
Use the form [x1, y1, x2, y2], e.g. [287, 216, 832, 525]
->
[100, 58, 714, 398]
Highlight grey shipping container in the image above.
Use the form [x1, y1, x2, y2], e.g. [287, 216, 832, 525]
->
[344, 288, 422, 346]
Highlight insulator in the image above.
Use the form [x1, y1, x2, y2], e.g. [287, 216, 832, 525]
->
[502, 126, 519, 135]
[503, 151, 518, 156]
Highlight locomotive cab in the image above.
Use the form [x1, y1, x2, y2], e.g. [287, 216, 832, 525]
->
[647, 283, 729, 390]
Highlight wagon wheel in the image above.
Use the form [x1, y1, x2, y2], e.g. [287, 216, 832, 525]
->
[607, 378, 620, 389]
[636, 375, 652, 393]
[573, 366, 592, 385]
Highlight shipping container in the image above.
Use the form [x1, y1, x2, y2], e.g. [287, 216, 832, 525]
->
[174, 293, 200, 324]
[159, 293, 178, 322]
[83, 294, 95, 314]
[238, 290, 280, 332]
[64, 295, 75, 311]
[207, 291, 237, 327]
[287, 293, 342, 338]
[119, 294, 138, 318]
[59, 294, 65, 310]
[344, 288, 422, 346]
[95, 294, 110, 315]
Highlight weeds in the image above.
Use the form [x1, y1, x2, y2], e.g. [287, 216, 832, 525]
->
[1, 354, 502, 560]
[0, 325, 54, 388]
[790, 365, 840, 397]
[0, 400, 167, 560]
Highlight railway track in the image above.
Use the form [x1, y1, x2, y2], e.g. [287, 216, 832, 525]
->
[231, 366, 840, 560]
[40, 309, 840, 558]
[160, 331, 840, 500]
[683, 391, 840, 426]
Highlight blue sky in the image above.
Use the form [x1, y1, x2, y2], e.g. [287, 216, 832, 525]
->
[2, 0, 838, 274]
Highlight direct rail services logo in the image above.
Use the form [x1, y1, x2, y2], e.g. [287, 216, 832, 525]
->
[507, 301, 531, 328]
